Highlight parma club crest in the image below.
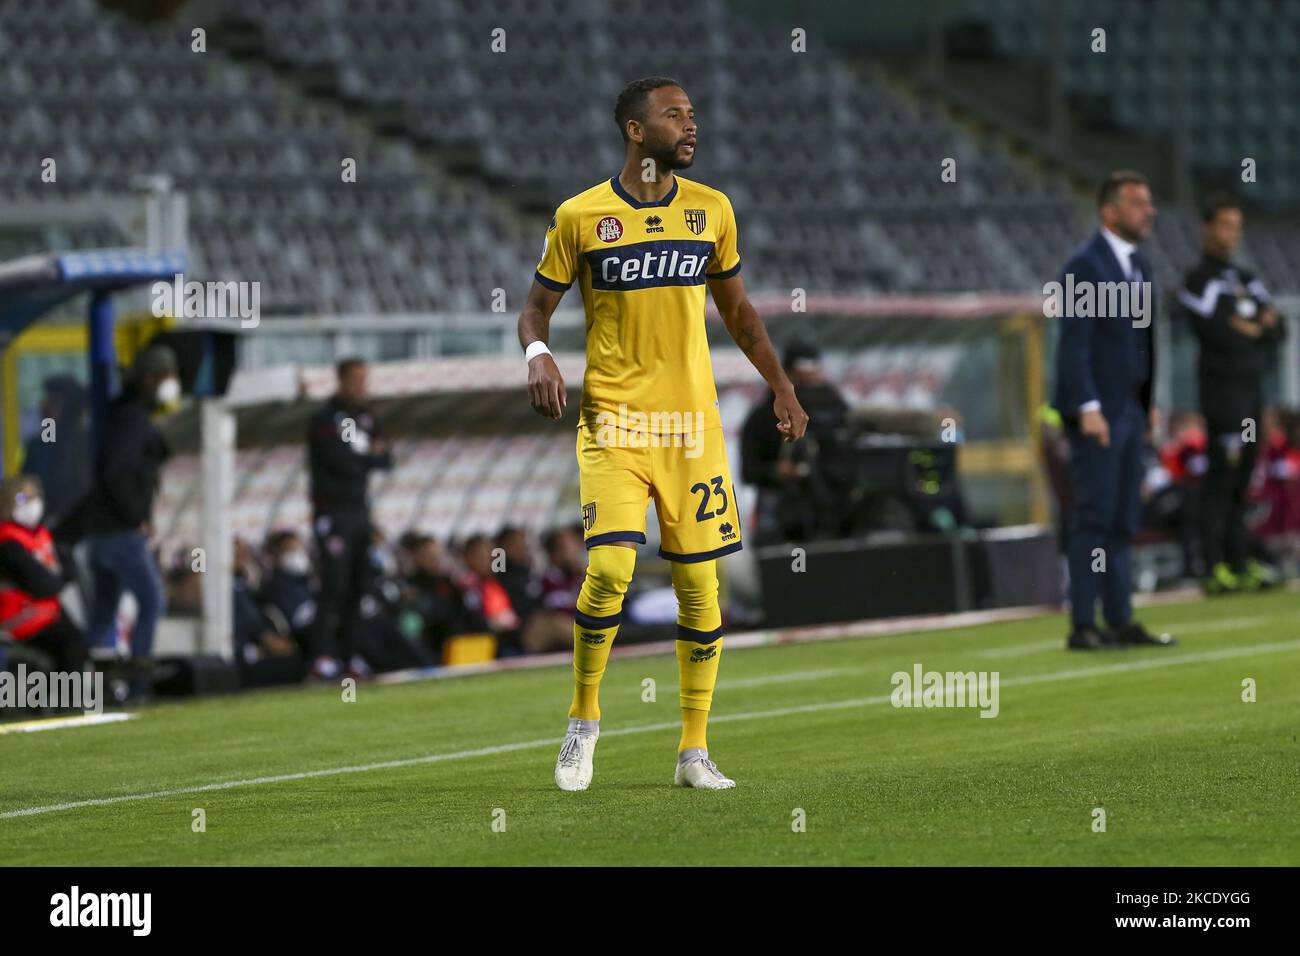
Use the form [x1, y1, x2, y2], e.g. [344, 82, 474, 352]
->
[582, 500, 597, 531]
[684, 208, 707, 235]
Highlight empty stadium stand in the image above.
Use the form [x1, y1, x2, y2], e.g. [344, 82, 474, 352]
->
[1, 0, 1293, 315]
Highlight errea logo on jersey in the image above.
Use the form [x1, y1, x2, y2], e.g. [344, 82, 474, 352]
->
[585, 239, 715, 292]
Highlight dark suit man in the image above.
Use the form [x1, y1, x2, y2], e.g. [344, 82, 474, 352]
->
[1052, 171, 1176, 651]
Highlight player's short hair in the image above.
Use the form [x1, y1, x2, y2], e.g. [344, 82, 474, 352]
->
[336, 356, 366, 378]
[1200, 192, 1241, 223]
[1098, 170, 1149, 207]
[615, 76, 683, 142]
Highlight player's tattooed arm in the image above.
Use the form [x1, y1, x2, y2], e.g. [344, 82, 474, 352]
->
[709, 273, 810, 442]
[709, 274, 773, 361]
[519, 280, 567, 420]
[732, 319, 760, 354]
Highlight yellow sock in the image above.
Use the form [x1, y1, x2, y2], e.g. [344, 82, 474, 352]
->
[679, 706, 710, 752]
[672, 559, 723, 752]
[568, 545, 636, 721]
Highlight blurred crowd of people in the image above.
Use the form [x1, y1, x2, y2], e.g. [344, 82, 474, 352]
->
[1042, 402, 1300, 588]
[164, 523, 589, 687]
[0, 354, 596, 706]
[0, 344, 181, 704]
[1150, 405, 1300, 584]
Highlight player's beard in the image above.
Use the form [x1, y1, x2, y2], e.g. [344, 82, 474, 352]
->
[648, 136, 694, 172]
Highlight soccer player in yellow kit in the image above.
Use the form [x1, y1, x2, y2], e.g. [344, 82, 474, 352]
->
[517, 77, 808, 791]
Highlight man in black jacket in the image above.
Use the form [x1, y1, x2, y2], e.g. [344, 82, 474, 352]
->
[307, 357, 393, 678]
[1177, 194, 1286, 593]
[83, 345, 178, 664]
[740, 340, 850, 544]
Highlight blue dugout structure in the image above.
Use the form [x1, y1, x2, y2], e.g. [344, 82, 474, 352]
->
[0, 247, 187, 471]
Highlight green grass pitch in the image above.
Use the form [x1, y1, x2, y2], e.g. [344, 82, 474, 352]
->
[2, 589, 1297, 866]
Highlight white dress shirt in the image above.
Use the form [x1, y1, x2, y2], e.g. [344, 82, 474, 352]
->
[1100, 226, 1139, 281]
[1079, 227, 1143, 413]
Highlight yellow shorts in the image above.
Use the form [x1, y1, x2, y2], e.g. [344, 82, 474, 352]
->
[576, 423, 743, 562]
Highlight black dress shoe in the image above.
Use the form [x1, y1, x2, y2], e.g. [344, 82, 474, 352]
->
[1066, 625, 1119, 650]
[1112, 621, 1177, 647]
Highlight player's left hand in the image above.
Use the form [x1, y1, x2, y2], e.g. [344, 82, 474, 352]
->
[774, 388, 809, 442]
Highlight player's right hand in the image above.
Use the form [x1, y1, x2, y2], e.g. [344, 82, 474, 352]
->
[528, 353, 566, 420]
[774, 387, 809, 442]
[1080, 407, 1109, 447]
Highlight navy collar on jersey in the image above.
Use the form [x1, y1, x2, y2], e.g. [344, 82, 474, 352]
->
[610, 174, 679, 209]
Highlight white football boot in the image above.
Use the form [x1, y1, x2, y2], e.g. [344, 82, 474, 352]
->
[554, 718, 599, 791]
[674, 747, 736, 789]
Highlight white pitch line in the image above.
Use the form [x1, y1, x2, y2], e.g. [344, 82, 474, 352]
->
[0, 736, 563, 820]
[2, 638, 1296, 821]
[717, 667, 862, 690]
[976, 614, 1289, 659]
[698, 638, 1300, 727]
[0, 713, 134, 735]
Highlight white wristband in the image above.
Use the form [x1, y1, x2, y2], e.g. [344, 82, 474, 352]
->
[525, 341, 552, 363]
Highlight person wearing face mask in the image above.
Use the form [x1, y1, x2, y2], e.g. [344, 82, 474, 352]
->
[260, 529, 319, 662]
[0, 476, 87, 674]
[82, 344, 179, 675]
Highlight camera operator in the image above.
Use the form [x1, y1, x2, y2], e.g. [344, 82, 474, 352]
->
[740, 340, 851, 544]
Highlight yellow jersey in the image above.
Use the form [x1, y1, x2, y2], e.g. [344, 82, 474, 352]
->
[535, 175, 741, 436]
